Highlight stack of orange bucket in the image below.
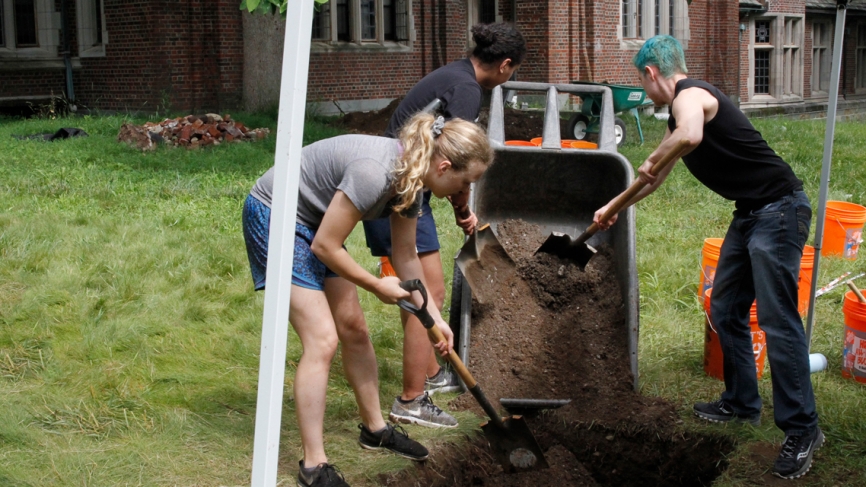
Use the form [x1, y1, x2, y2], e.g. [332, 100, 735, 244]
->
[822, 201, 866, 259]
[703, 289, 767, 380]
[842, 290, 866, 383]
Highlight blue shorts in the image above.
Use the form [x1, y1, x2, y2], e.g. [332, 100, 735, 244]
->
[362, 190, 440, 257]
[242, 194, 338, 292]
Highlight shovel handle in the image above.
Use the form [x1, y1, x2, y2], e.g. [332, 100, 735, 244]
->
[576, 138, 691, 245]
[848, 280, 866, 303]
[398, 280, 506, 428]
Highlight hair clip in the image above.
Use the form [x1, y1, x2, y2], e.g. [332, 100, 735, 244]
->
[431, 116, 445, 138]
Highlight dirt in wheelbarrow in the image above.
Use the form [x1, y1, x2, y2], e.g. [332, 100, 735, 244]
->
[332, 101, 564, 142]
[380, 219, 737, 487]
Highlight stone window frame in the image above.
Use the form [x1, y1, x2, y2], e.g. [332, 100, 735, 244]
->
[619, 0, 690, 50]
[856, 22, 866, 94]
[0, 0, 59, 59]
[311, 0, 413, 53]
[745, 14, 804, 104]
[76, 0, 106, 58]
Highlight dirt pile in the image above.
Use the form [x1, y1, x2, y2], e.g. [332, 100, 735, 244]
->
[382, 220, 735, 487]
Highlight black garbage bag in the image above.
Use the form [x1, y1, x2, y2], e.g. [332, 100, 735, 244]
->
[13, 127, 89, 141]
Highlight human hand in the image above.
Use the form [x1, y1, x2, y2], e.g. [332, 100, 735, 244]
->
[373, 276, 411, 304]
[637, 159, 658, 186]
[593, 203, 618, 231]
[455, 207, 477, 235]
[430, 319, 454, 356]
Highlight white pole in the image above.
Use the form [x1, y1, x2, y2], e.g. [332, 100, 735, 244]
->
[805, 1, 848, 351]
[250, 1, 314, 485]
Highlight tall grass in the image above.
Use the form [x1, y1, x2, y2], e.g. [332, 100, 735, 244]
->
[0, 111, 864, 486]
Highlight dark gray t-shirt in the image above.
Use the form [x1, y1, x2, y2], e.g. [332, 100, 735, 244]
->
[249, 134, 423, 229]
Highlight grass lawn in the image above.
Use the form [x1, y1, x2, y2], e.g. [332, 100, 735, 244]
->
[0, 110, 864, 486]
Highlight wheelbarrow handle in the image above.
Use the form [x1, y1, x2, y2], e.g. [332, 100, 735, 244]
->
[397, 280, 505, 427]
[575, 138, 691, 246]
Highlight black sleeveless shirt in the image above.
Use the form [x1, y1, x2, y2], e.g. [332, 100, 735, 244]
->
[668, 79, 802, 212]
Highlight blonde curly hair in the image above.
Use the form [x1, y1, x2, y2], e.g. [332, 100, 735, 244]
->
[392, 112, 494, 213]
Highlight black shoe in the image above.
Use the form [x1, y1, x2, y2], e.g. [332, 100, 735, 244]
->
[297, 461, 350, 487]
[773, 427, 824, 479]
[693, 399, 761, 426]
[358, 423, 429, 461]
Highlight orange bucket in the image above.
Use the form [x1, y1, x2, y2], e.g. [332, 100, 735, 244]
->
[798, 245, 814, 316]
[703, 289, 767, 380]
[822, 200, 866, 259]
[378, 256, 396, 278]
[530, 137, 543, 146]
[505, 140, 536, 147]
[841, 290, 866, 383]
[569, 140, 598, 149]
[698, 238, 724, 304]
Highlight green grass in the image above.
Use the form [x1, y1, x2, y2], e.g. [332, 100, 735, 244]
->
[0, 111, 864, 486]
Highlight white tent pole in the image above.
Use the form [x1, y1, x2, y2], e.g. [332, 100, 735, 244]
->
[805, 0, 848, 350]
[250, 1, 314, 485]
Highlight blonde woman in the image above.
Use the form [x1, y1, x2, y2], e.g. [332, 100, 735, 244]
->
[242, 112, 494, 487]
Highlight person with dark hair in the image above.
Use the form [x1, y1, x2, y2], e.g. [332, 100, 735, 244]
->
[594, 35, 821, 480]
[363, 22, 526, 429]
[242, 112, 495, 487]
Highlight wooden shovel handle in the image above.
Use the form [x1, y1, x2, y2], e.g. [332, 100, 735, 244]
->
[578, 138, 691, 244]
[848, 281, 866, 303]
[427, 324, 477, 389]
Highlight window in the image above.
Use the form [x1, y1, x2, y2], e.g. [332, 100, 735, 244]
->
[747, 16, 803, 102]
[811, 21, 832, 95]
[856, 23, 866, 92]
[77, 0, 106, 57]
[312, 0, 410, 46]
[620, 0, 689, 45]
[0, 0, 58, 58]
[467, 0, 498, 39]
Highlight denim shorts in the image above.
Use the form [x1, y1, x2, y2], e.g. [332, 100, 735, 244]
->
[242, 194, 338, 292]
[362, 190, 439, 257]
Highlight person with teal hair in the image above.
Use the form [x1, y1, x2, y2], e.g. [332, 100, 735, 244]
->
[593, 35, 822, 480]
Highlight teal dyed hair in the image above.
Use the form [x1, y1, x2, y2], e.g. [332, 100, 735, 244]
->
[632, 35, 688, 78]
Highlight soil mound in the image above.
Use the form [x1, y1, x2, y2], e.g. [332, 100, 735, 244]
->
[382, 220, 735, 486]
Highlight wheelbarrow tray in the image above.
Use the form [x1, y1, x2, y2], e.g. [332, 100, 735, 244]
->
[570, 80, 647, 114]
[453, 81, 640, 392]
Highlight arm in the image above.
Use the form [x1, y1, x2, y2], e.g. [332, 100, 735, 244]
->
[388, 212, 455, 355]
[311, 191, 410, 304]
[594, 88, 713, 230]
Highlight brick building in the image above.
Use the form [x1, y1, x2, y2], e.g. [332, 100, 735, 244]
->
[1, 1, 865, 116]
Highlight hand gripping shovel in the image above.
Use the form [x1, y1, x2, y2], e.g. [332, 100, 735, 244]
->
[397, 279, 549, 473]
[536, 138, 691, 268]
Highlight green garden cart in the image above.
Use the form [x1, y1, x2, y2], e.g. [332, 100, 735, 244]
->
[566, 81, 650, 146]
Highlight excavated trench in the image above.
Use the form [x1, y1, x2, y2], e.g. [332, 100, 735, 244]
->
[381, 220, 735, 487]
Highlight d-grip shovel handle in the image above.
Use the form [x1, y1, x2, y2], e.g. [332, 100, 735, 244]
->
[397, 280, 507, 428]
[572, 138, 691, 247]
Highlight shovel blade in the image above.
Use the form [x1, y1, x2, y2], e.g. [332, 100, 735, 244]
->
[481, 416, 549, 473]
[535, 232, 597, 269]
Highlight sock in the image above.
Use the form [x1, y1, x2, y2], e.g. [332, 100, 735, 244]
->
[299, 462, 319, 483]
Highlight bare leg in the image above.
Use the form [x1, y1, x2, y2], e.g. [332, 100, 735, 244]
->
[325, 277, 387, 432]
[290, 285, 339, 468]
[400, 250, 446, 401]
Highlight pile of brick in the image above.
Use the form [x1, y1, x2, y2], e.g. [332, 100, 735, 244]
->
[118, 114, 269, 151]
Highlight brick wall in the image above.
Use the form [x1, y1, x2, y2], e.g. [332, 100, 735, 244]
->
[306, 0, 469, 104]
[1, 0, 244, 113]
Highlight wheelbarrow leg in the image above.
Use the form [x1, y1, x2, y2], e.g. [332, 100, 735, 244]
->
[630, 107, 644, 145]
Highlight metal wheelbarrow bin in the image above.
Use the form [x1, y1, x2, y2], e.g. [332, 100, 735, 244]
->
[452, 81, 641, 395]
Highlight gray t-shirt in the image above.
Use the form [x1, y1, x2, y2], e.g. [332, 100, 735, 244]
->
[249, 134, 423, 229]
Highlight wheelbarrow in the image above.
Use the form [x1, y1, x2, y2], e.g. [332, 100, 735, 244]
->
[566, 81, 650, 146]
[451, 81, 641, 393]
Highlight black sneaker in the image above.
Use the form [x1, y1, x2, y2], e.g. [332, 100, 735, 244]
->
[773, 427, 824, 479]
[358, 423, 429, 461]
[297, 461, 350, 487]
[693, 399, 761, 426]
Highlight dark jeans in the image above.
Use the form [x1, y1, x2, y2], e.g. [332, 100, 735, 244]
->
[710, 190, 818, 435]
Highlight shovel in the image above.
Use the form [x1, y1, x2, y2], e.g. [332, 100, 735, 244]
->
[454, 223, 507, 304]
[397, 279, 549, 473]
[536, 138, 691, 268]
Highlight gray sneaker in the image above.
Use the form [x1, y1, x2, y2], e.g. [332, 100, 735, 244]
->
[424, 365, 462, 395]
[389, 392, 458, 428]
